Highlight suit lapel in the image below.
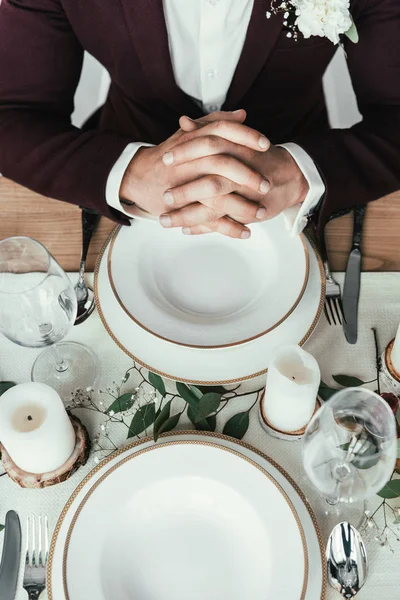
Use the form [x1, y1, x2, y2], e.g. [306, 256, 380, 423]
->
[118, 0, 203, 117]
[223, 0, 284, 110]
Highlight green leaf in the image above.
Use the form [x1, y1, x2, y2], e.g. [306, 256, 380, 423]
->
[148, 372, 166, 397]
[195, 393, 221, 422]
[318, 381, 337, 402]
[339, 442, 351, 451]
[223, 411, 249, 440]
[332, 375, 365, 387]
[377, 479, 400, 499]
[189, 385, 203, 400]
[187, 406, 216, 432]
[155, 413, 181, 441]
[197, 385, 230, 396]
[0, 525, 4, 533]
[127, 403, 156, 438]
[107, 393, 135, 415]
[154, 400, 176, 441]
[345, 17, 359, 44]
[0, 382, 16, 396]
[176, 382, 199, 409]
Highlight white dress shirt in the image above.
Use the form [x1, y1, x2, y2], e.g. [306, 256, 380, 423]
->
[106, 0, 325, 235]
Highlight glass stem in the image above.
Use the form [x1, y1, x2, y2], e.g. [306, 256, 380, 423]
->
[52, 344, 69, 373]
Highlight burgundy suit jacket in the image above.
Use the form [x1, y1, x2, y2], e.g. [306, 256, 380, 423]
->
[0, 0, 399, 232]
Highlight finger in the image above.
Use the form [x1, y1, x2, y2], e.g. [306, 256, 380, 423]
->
[160, 203, 219, 229]
[179, 109, 246, 132]
[163, 135, 253, 167]
[163, 157, 270, 205]
[183, 217, 251, 240]
[182, 119, 269, 152]
[160, 194, 266, 227]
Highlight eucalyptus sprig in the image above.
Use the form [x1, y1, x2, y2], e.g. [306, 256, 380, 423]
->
[65, 364, 263, 463]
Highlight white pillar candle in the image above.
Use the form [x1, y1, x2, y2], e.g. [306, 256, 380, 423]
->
[0, 382, 75, 473]
[263, 345, 320, 432]
[391, 324, 400, 374]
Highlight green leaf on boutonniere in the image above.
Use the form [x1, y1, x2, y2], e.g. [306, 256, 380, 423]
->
[0, 382, 16, 396]
[176, 382, 200, 409]
[318, 381, 337, 401]
[377, 479, 400, 499]
[345, 17, 359, 44]
[332, 374, 365, 387]
[187, 406, 216, 432]
[0, 525, 4, 533]
[148, 372, 166, 397]
[223, 411, 249, 440]
[107, 393, 135, 415]
[127, 402, 156, 438]
[195, 393, 221, 423]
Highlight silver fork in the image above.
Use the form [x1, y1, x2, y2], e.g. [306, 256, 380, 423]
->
[320, 235, 345, 326]
[23, 515, 49, 600]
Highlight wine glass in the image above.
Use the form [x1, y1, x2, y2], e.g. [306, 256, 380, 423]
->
[0, 237, 97, 398]
[303, 387, 397, 532]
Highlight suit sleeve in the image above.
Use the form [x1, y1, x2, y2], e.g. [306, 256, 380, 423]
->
[0, 0, 131, 222]
[294, 0, 400, 232]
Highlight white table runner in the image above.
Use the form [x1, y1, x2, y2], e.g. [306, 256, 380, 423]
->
[1, 272, 400, 600]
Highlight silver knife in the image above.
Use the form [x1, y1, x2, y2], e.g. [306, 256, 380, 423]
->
[0, 511, 21, 600]
[342, 205, 366, 344]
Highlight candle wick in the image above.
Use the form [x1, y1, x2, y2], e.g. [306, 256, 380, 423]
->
[27, 415, 33, 421]
[292, 376, 296, 380]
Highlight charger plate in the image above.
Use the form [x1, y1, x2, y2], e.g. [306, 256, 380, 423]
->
[48, 433, 325, 600]
[107, 217, 309, 348]
[94, 233, 324, 384]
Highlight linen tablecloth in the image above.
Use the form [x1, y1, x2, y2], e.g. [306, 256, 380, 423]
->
[1, 273, 400, 600]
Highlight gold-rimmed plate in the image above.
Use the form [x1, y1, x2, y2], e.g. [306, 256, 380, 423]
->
[55, 440, 307, 600]
[107, 216, 309, 348]
[48, 432, 326, 600]
[94, 232, 324, 385]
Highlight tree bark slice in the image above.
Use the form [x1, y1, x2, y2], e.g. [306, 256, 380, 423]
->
[0, 414, 91, 488]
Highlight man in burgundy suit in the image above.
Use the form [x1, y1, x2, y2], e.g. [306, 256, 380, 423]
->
[0, 0, 399, 240]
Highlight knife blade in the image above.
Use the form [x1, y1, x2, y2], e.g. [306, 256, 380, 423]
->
[342, 206, 366, 344]
[0, 511, 21, 600]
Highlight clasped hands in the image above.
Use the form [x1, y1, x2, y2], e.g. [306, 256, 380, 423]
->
[120, 109, 309, 239]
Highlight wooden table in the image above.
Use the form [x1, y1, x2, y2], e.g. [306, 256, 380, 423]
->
[1, 177, 399, 271]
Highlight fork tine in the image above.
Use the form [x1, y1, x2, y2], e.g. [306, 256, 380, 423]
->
[31, 515, 36, 567]
[328, 298, 337, 326]
[38, 515, 43, 567]
[338, 297, 346, 324]
[324, 302, 332, 325]
[334, 297, 344, 325]
[44, 516, 49, 567]
[25, 516, 30, 567]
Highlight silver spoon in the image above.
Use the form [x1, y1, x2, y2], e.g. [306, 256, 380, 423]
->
[74, 208, 100, 325]
[326, 521, 368, 599]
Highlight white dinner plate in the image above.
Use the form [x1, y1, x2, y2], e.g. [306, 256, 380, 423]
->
[48, 432, 325, 600]
[95, 232, 324, 384]
[108, 217, 309, 348]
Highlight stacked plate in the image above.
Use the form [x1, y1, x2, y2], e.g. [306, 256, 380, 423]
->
[48, 432, 326, 600]
[94, 217, 324, 384]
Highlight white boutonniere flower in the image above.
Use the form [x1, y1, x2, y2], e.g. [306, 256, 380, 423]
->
[268, 0, 359, 45]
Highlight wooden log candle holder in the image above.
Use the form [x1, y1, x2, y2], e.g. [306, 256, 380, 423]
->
[0, 413, 91, 488]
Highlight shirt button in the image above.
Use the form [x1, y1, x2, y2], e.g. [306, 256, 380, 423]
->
[209, 105, 218, 112]
[207, 69, 217, 79]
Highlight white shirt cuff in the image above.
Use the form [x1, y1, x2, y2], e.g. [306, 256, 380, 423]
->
[106, 142, 154, 218]
[278, 142, 325, 236]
